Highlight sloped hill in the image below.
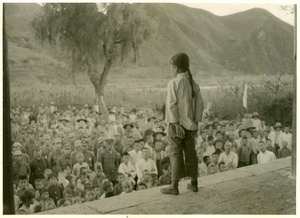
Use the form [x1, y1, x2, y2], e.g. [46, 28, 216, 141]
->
[138, 4, 294, 76]
[4, 3, 294, 85]
[5, 3, 72, 85]
[217, 8, 294, 74]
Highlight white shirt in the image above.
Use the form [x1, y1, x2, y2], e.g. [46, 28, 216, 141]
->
[250, 137, 260, 154]
[118, 162, 137, 178]
[198, 162, 207, 177]
[72, 162, 90, 178]
[135, 158, 157, 182]
[108, 114, 116, 122]
[206, 145, 215, 157]
[129, 150, 142, 166]
[252, 118, 262, 132]
[268, 131, 276, 147]
[104, 127, 114, 139]
[257, 150, 276, 164]
[129, 114, 137, 122]
[281, 132, 292, 150]
[144, 144, 155, 160]
[87, 117, 96, 128]
[218, 151, 238, 169]
[153, 151, 166, 162]
[196, 136, 204, 147]
[274, 130, 283, 148]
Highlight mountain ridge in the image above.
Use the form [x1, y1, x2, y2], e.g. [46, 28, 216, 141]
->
[5, 3, 294, 85]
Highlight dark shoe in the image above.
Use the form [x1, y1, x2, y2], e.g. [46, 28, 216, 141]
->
[160, 187, 179, 195]
[187, 183, 198, 192]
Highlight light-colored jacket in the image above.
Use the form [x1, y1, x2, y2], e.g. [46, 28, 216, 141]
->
[166, 73, 204, 130]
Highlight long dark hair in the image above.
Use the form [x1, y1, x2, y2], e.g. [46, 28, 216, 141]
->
[171, 53, 195, 98]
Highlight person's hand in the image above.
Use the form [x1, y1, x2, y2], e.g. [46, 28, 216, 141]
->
[35, 191, 40, 200]
[174, 123, 185, 139]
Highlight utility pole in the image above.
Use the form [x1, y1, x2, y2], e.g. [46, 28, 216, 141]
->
[3, 3, 15, 214]
[291, 4, 297, 178]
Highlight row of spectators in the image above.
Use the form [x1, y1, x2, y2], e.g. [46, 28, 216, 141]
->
[10, 104, 292, 214]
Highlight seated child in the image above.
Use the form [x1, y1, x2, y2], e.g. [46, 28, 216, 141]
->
[64, 187, 75, 200]
[84, 182, 93, 190]
[207, 164, 218, 175]
[66, 175, 76, 190]
[39, 188, 49, 211]
[91, 162, 106, 191]
[43, 198, 56, 211]
[57, 199, 65, 207]
[17, 189, 37, 214]
[139, 170, 152, 189]
[71, 196, 81, 205]
[113, 173, 126, 196]
[41, 169, 52, 189]
[149, 172, 158, 188]
[214, 140, 224, 153]
[211, 152, 219, 170]
[76, 172, 90, 192]
[48, 173, 64, 206]
[79, 166, 89, 176]
[63, 164, 72, 178]
[153, 140, 166, 177]
[101, 181, 114, 199]
[158, 163, 171, 186]
[85, 187, 96, 202]
[72, 152, 90, 179]
[118, 152, 137, 185]
[121, 179, 133, 194]
[198, 156, 209, 177]
[137, 182, 147, 191]
[203, 155, 211, 167]
[34, 179, 44, 201]
[57, 171, 69, 189]
[279, 141, 291, 158]
[227, 162, 234, 171]
[218, 162, 227, 172]
[16, 175, 35, 198]
[57, 198, 72, 207]
[94, 186, 102, 200]
[63, 199, 72, 207]
[266, 139, 276, 155]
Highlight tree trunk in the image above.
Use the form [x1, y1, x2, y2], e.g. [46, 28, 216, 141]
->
[132, 41, 138, 66]
[96, 92, 107, 116]
[96, 57, 113, 116]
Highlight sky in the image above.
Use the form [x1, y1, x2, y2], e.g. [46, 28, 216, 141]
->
[19, 0, 297, 26]
[181, 2, 295, 25]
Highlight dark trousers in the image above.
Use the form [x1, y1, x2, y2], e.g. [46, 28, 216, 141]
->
[238, 161, 250, 168]
[168, 124, 198, 181]
[250, 153, 258, 165]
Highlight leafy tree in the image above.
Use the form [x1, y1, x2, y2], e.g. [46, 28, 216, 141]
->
[32, 3, 157, 114]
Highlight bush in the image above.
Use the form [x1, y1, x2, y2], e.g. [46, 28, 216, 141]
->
[209, 80, 294, 127]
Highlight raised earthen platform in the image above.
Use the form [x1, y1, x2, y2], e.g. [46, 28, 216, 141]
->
[40, 157, 296, 215]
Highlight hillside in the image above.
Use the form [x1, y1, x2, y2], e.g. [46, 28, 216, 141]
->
[4, 3, 294, 85]
[5, 3, 71, 85]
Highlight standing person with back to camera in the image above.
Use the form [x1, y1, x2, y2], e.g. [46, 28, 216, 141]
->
[161, 53, 204, 195]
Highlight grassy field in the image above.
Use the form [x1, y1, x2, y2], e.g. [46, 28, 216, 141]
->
[10, 74, 292, 105]
[10, 73, 293, 126]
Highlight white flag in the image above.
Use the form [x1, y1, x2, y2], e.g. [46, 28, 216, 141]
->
[243, 83, 248, 109]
